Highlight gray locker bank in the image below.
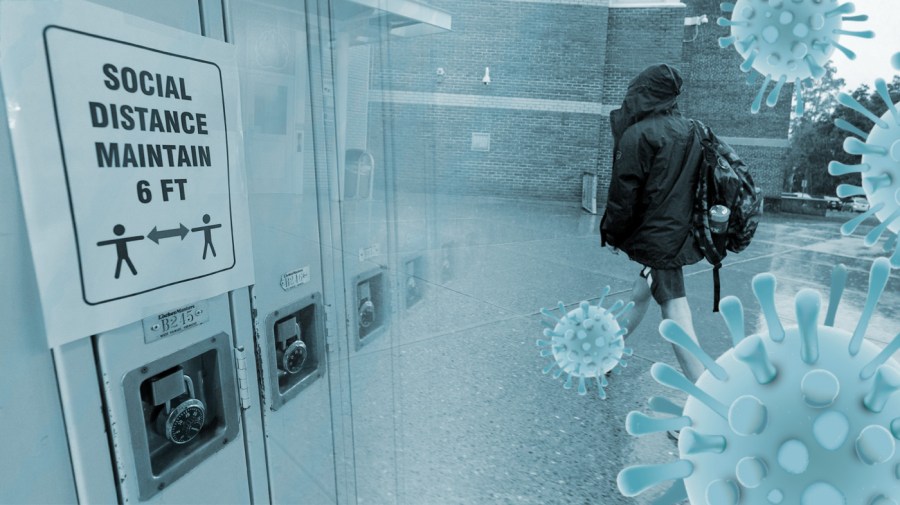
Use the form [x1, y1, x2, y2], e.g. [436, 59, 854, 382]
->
[0, 0, 451, 503]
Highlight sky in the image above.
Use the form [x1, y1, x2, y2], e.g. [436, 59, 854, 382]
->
[831, 0, 900, 91]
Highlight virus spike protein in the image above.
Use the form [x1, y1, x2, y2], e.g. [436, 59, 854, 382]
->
[618, 258, 900, 504]
[830, 69, 900, 267]
[537, 288, 632, 398]
[719, 0, 873, 115]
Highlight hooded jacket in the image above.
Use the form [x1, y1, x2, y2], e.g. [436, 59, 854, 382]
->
[600, 64, 703, 269]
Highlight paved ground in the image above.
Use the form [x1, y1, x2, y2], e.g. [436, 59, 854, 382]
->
[338, 194, 899, 504]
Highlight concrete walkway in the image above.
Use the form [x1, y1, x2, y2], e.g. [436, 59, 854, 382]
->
[335, 194, 898, 504]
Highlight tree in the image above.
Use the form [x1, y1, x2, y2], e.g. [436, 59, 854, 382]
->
[792, 62, 845, 127]
[787, 63, 900, 198]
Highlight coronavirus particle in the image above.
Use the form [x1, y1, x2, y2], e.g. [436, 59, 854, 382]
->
[829, 69, 900, 267]
[618, 258, 900, 504]
[718, 0, 873, 115]
[537, 286, 633, 399]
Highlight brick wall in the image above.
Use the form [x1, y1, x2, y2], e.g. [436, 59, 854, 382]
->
[368, 103, 604, 199]
[738, 146, 788, 197]
[366, 0, 610, 200]
[363, 0, 791, 201]
[346, 45, 371, 152]
[597, 5, 687, 199]
[679, 0, 791, 196]
[371, 0, 608, 102]
[602, 7, 686, 106]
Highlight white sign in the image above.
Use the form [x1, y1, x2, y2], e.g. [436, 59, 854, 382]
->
[280, 267, 310, 291]
[471, 132, 490, 152]
[359, 244, 381, 262]
[1, 1, 254, 346]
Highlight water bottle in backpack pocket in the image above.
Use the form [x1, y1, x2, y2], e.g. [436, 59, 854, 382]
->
[709, 205, 730, 234]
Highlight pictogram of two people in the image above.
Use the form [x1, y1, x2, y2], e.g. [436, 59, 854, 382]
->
[96, 213, 221, 279]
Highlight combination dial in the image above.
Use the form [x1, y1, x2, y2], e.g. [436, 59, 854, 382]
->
[359, 299, 375, 328]
[154, 374, 206, 445]
[279, 339, 308, 374]
[162, 398, 205, 445]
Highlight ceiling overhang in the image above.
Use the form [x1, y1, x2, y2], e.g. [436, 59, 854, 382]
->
[333, 0, 451, 45]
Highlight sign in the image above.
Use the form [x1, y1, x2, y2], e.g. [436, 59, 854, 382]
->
[142, 301, 210, 344]
[471, 132, 490, 152]
[359, 244, 381, 262]
[1, 2, 254, 346]
[280, 267, 310, 291]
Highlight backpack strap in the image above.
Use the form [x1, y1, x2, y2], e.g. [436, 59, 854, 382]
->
[692, 120, 707, 140]
[712, 263, 722, 313]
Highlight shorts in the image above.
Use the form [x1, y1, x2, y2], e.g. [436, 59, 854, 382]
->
[640, 266, 686, 304]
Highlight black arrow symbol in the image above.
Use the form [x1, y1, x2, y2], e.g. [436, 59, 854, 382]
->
[148, 224, 189, 244]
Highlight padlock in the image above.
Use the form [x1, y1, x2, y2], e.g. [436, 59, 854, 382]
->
[359, 299, 375, 329]
[278, 339, 308, 375]
[156, 375, 205, 445]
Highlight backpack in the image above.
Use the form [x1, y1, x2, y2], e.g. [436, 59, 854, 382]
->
[689, 121, 762, 312]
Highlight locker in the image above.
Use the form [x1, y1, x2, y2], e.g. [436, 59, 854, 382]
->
[1, 1, 266, 503]
[0, 1, 451, 503]
[230, 1, 341, 503]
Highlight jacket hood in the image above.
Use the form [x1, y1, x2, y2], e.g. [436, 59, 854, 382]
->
[610, 64, 683, 148]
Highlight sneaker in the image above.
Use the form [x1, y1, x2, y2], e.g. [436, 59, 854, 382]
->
[666, 430, 680, 443]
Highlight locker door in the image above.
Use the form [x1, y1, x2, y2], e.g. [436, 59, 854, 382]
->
[228, 1, 341, 504]
[45, 1, 265, 503]
[0, 4, 78, 499]
[331, 25, 399, 504]
[318, 2, 452, 503]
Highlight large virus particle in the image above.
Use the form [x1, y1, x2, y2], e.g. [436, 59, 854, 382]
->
[618, 258, 900, 504]
[829, 62, 900, 267]
[537, 286, 634, 399]
[718, 0, 873, 115]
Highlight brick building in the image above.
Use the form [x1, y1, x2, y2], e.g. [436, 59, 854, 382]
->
[361, 0, 791, 202]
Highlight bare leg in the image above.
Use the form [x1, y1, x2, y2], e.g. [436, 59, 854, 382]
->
[622, 274, 651, 340]
[660, 297, 705, 383]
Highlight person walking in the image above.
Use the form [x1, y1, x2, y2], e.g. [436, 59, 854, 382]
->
[600, 63, 705, 386]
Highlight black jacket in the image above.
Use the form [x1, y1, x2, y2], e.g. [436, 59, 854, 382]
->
[600, 64, 703, 269]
